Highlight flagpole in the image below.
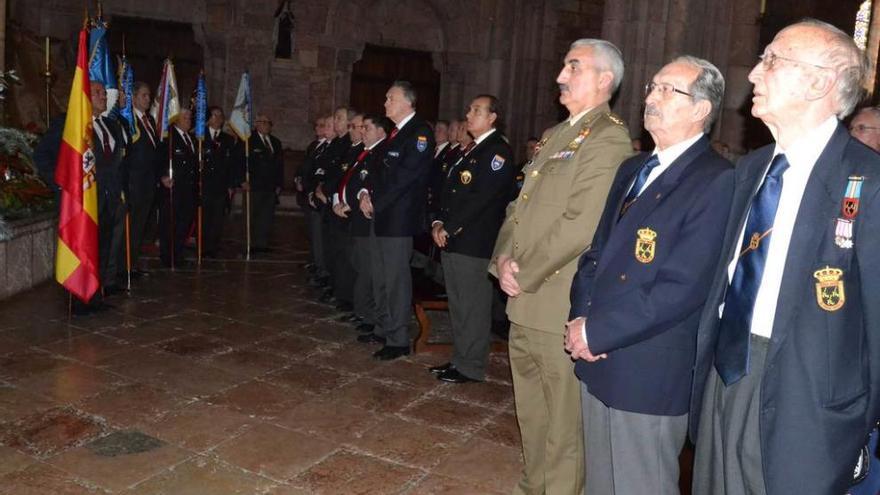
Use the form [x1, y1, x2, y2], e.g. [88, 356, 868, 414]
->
[245, 139, 251, 261]
[44, 37, 51, 129]
[197, 138, 203, 267]
[124, 201, 132, 291]
[168, 136, 175, 270]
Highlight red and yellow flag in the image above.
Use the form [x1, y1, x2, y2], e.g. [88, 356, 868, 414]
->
[55, 28, 99, 302]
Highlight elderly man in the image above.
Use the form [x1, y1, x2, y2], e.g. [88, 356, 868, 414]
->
[126, 81, 160, 276]
[850, 106, 880, 152]
[566, 56, 733, 494]
[201, 106, 236, 258]
[358, 81, 435, 360]
[490, 39, 632, 494]
[159, 108, 197, 268]
[240, 114, 283, 254]
[691, 19, 880, 495]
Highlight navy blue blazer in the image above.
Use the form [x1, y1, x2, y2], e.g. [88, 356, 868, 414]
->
[570, 136, 734, 416]
[372, 115, 435, 237]
[689, 124, 880, 494]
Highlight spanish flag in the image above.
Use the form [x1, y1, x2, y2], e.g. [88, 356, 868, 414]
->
[54, 28, 100, 303]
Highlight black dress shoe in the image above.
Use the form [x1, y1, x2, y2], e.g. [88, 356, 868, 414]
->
[357, 333, 385, 344]
[438, 368, 480, 383]
[335, 313, 358, 323]
[429, 362, 453, 374]
[345, 314, 363, 323]
[355, 323, 375, 334]
[373, 345, 410, 361]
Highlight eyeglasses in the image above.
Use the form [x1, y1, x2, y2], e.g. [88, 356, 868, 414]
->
[644, 82, 693, 99]
[757, 51, 832, 72]
[850, 124, 880, 133]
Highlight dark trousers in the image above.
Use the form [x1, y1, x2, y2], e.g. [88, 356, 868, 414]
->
[158, 186, 195, 266]
[248, 190, 276, 249]
[202, 189, 228, 255]
[352, 235, 377, 324]
[326, 220, 354, 303]
[441, 251, 493, 380]
[98, 199, 125, 287]
[128, 187, 155, 269]
[371, 233, 413, 348]
[307, 208, 327, 276]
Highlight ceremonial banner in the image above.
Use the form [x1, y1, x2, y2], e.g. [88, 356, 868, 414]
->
[151, 59, 180, 139]
[117, 56, 138, 139]
[229, 72, 252, 141]
[194, 71, 207, 141]
[88, 17, 118, 113]
[55, 28, 100, 303]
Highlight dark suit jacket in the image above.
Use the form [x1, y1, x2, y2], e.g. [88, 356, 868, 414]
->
[125, 113, 161, 201]
[93, 116, 128, 211]
[160, 128, 198, 195]
[437, 130, 515, 258]
[295, 138, 323, 207]
[689, 124, 880, 494]
[427, 141, 453, 220]
[570, 136, 734, 416]
[201, 130, 236, 194]
[344, 143, 386, 237]
[237, 133, 283, 192]
[372, 115, 435, 237]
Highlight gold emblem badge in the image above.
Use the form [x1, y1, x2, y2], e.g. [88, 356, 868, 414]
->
[341, 164, 349, 171]
[635, 228, 657, 264]
[814, 266, 845, 311]
[460, 170, 472, 185]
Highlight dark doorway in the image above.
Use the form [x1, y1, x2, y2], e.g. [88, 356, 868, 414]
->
[350, 44, 440, 122]
[106, 16, 204, 104]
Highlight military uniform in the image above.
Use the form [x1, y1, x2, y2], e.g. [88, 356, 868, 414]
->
[201, 127, 236, 256]
[436, 129, 515, 380]
[159, 127, 198, 267]
[490, 103, 633, 495]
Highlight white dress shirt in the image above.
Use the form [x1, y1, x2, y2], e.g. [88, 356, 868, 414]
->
[724, 116, 838, 338]
[395, 112, 416, 131]
[628, 132, 704, 197]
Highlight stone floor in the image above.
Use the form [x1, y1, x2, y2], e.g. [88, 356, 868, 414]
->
[0, 213, 523, 494]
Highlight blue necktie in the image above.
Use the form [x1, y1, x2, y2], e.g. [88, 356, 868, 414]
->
[620, 154, 660, 216]
[714, 153, 790, 385]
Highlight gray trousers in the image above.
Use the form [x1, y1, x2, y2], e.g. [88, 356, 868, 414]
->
[582, 384, 688, 495]
[370, 233, 412, 348]
[352, 235, 377, 325]
[693, 335, 769, 495]
[441, 251, 493, 380]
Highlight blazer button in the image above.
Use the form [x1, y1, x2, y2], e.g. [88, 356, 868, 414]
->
[531, 170, 539, 177]
[522, 194, 528, 200]
[592, 261, 598, 266]
[514, 242, 520, 250]
[514, 217, 519, 224]
[619, 274, 626, 281]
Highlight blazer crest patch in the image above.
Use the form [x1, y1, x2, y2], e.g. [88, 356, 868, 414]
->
[460, 170, 473, 185]
[417, 136, 428, 152]
[491, 155, 506, 171]
[359, 169, 369, 180]
[814, 266, 845, 311]
[635, 228, 657, 264]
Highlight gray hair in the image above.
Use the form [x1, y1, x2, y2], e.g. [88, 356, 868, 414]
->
[854, 106, 880, 121]
[570, 39, 625, 93]
[391, 80, 417, 107]
[784, 19, 868, 118]
[673, 55, 726, 133]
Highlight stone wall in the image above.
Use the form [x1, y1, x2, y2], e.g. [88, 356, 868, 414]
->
[1, 214, 56, 300]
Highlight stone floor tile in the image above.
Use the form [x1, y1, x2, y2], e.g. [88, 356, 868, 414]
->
[0, 462, 108, 495]
[474, 411, 521, 449]
[435, 379, 514, 409]
[77, 383, 186, 428]
[262, 361, 351, 396]
[313, 343, 394, 376]
[332, 378, 426, 414]
[15, 362, 127, 405]
[0, 445, 37, 476]
[293, 320, 357, 343]
[372, 357, 446, 390]
[484, 354, 513, 384]
[101, 321, 188, 346]
[255, 334, 326, 360]
[0, 406, 108, 458]
[272, 398, 381, 444]
[156, 333, 233, 357]
[140, 401, 254, 452]
[47, 431, 193, 492]
[399, 395, 495, 434]
[433, 437, 522, 493]
[202, 348, 290, 378]
[0, 349, 68, 382]
[200, 321, 284, 346]
[38, 333, 131, 365]
[265, 484, 311, 495]
[208, 380, 302, 419]
[212, 422, 337, 481]
[405, 474, 506, 495]
[291, 449, 422, 494]
[0, 384, 56, 423]
[124, 455, 277, 494]
[348, 415, 462, 469]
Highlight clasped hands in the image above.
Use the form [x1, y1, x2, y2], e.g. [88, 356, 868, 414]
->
[564, 317, 607, 362]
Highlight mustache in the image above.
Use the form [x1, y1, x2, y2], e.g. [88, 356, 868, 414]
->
[644, 104, 661, 117]
[558, 84, 569, 92]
